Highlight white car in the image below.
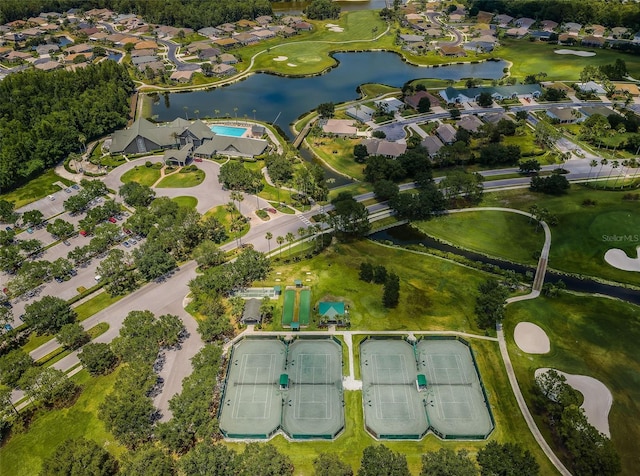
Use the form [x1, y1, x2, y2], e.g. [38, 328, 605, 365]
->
[94, 275, 102, 282]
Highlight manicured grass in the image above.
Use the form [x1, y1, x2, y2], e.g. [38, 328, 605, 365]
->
[259, 240, 491, 333]
[0, 369, 125, 476]
[497, 39, 640, 81]
[414, 211, 545, 265]
[481, 186, 640, 286]
[225, 337, 557, 475]
[203, 204, 248, 245]
[156, 169, 205, 188]
[75, 292, 124, 322]
[307, 136, 364, 180]
[359, 83, 400, 99]
[505, 294, 640, 475]
[0, 169, 71, 209]
[327, 182, 374, 201]
[120, 165, 161, 187]
[172, 195, 198, 208]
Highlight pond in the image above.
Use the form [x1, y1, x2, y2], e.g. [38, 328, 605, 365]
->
[370, 224, 640, 306]
[107, 52, 122, 62]
[150, 52, 508, 135]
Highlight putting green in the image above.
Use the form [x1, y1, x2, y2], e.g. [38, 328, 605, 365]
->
[588, 211, 640, 241]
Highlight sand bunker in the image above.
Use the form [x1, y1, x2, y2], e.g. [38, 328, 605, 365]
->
[535, 368, 613, 437]
[287, 63, 297, 67]
[604, 246, 640, 272]
[272, 56, 288, 62]
[514, 322, 550, 354]
[329, 27, 344, 32]
[554, 49, 596, 57]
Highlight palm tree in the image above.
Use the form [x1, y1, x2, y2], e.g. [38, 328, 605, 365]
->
[78, 133, 86, 153]
[297, 227, 307, 240]
[253, 109, 257, 120]
[183, 106, 189, 120]
[276, 235, 285, 258]
[194, 109, 200, 119]
[226, 201, 236, 218]
[285, 232, 295, 258]
[265, 232, 273, 254]
[597, 158, 608, 188]
[233, 107, 238, 121]
[606, 160, 619, 188]
[615, 160, 629, 189]
[214, 109, 220, 118]
[587, 159, 598, 180]
[230, 191, 244, 215]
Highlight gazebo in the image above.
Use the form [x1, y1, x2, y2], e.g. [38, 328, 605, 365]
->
[318, 302, 345, 322]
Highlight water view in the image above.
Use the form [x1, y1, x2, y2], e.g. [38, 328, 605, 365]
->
[151, 52, 507, 132]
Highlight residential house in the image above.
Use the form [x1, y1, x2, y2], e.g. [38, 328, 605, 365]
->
[219, 53, 238, 64]
[494, 14, 513, 27]
[281, 16, 303, 26]
[476, 11, 494, 24]
[34, 60, 62, 71]
[483, 112, 513, 124]
[436, 123, 457, 144]
[21, 27, 44, 38]
[255, 16, 273, 26]
[197, 27, 222, 38]
[213, 37, 239, 48]
[579, 106, 618, 118]
[558, 33, 577, 45]
[581, 35, 605, 47]
[346, 105, 376, 122]
[439, 45, 466, 57]
[457, 115, 483, 132]
[253, 28, 276, 40]
[322, 119, 357, 137]
[403, 91, 441, 110]
[424, 28, 442, 38]
[198, 48, 221, 61]
[421, 135, 444, 156]
[170, 70, 194, 83]
[505, 27, 529, 38]
[212, 63, 236, 75]
[136, 61, 164, 73]
[163, 143, 193, 166]
[440, 84, 541, 104]
[515, 18, 535, 29]
[540, 20, 558, 31]
[563, 22, 582, 34]
[529, 31, 553, 41]
[185, 41, 213, 54]
[64, 52, 92, 63]
[610, 27, 628, 38]
[5, 50, 32, 63]
[361, 138, 407, 158]
[546, 106, 580, 123]
[89, 31, 109, 41]
[576, 81, 607, 94]
[399, 34, 424, 44]
[464, 40, 495, 52]
[135, 40, 158, 50]
[131, 49, 155, 58]
[131, 55, 159, 66]
[66, 43, 93, 55]
[79, 27, 100, 36]
[218, 23, 236, 34]
[236, 19, 257, 29]
[40, 24, 60, 33]
[374, 97, 404, 113]
[35, 43, 59, 56]
[587, 24, 606, 37]
[294, 22, 313, 31]
[614, 83, 640, 97]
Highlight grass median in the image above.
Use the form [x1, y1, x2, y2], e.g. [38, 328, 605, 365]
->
[0, 170, 72, 209]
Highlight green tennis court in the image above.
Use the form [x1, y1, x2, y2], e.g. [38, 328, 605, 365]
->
[360, 337, 494, 440]
[282, 289, 296, 326]
[220, 337, 345, 440]
[298, 289, 311, 326]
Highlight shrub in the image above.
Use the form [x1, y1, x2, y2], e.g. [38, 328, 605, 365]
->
[145, 161, 152, 167]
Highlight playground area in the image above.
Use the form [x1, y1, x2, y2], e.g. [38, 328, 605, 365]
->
[360, 337, 494, 440]
[219, 337, 344, 439]
[282, 286, 311, 329]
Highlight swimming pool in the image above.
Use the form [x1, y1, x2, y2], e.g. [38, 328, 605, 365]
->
[210, 125, 247, 137]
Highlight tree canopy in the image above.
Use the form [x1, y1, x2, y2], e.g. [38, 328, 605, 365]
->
[41, 438, 118, 476]
[0, 62, 133, 191]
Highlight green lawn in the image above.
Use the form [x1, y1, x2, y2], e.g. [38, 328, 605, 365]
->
[481, 187, 640, 286]
[497, 39, 640, 81]
[75, 292, 124, 322]
[0, 369, 125, 476]
[259, 240, 491, 333]
[358, 83, 400, 99]
[172, 195, 198, 208]
[505, 294, 640, 475]
[0, 170, 71, 209]
[307, 136, 365, 181]
[120, 166, 161, 187]
[156, 169, 205, 188]
[414, 211, 545, 266]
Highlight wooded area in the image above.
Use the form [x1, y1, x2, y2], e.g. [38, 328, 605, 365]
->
[470, 0, 640, 30]
[0, 62, 134, 191]
[0, 0, 273, 30]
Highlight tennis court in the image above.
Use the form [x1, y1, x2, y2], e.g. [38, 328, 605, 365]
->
[282, 339, 344, 438]
[360, 338, 428, 438]
[298, 289, 311, 326]
[417, 339, 494, 439]
[234, 287, 277, 299]
[360, 337, 494, 440]
[282, 289, 296, 327]
[219, 337, 344, 440]
[219, 338, 286, 438]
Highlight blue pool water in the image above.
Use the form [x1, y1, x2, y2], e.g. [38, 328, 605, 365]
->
[210, 125, 247, 137]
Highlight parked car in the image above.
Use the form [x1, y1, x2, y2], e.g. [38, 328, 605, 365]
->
[65, 188, 72, 193]
[48, 195, 55, 201]
[79, 230, 87, 237]
[130, 239, 137, 245]
[123, 241, 131, 248]
[108, 217, 117, 223]
[5, 226, 12, 232]
[94, 275, 102, 282]
[27, 228, 34, 234]
[63, 240, 71, 246]
[71, 184, 80, 190]
[4, 324, 12, 332]
[55, 277, 63, 283]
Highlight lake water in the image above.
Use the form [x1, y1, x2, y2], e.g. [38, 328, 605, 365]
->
[151, 52, 507, 133]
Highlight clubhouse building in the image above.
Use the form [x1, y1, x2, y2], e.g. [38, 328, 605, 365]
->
[109, 117, 269, 164]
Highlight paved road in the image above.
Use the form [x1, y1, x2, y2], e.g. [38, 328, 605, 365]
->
[157, 38, 200, 72]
